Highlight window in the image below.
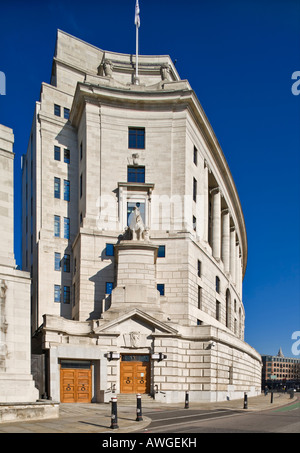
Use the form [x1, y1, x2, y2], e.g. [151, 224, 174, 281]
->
[54, 146, 60, 161]
[64, 107, 70, 119]
[54, 215, 60, 237]
[106, 282, 113, 295]
[54, 284, 61, 303]
[54, 177, 60, 199]
[106, 243, 114, 257]
[216, 276, 220, 293]
[128, 127, 145, 149]
[127, 166, 145, 183]
[193, 146, 198, 166]
[80, 142, 83, 160]
[63, 254, 70, 273]
[54, 104, 61, 117]
[193, 215, 197, 232]
[64, 180, 70, 201]
[64, 149, 70, 164]
[80, 173, 83, 198]
[193, 177, 197, 202]
[198, 285, 202, 310]
[158, 245, 165, 258]
[197, 319, 202, 326]
[64, 217, 70, 239]
[54, 252, 61, 271]
[157, 284, 165, 296]
[216, 300, 221, 321]
[197, 260, 201, 278]
[63, 286, 70, 304]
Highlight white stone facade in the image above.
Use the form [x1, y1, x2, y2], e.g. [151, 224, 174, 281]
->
[0, 125, 39, 403]
[23, 30, 261, 403]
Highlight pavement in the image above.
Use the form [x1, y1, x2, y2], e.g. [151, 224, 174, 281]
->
[0, 392, 297, 433]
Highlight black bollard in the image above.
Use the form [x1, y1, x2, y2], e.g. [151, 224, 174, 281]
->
[243, 392, 248, 409]
[270, 391, 274, 404]
[136, 393, 143, 421]
[184, 391, 189, 409]
[110, 396, 119, 429]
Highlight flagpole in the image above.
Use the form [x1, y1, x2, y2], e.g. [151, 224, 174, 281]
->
[136, 21, 139, 83]
[134, 0, 140, 85]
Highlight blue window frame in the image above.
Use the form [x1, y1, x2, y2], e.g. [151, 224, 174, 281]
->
[127, 166, 145, 183]
[54, 146, 60, 161]
[128, 127, 145, 149]
[54, 177, 60, 199]
[64, 149, 70, 164]
[106, 243, 114, 256]
[63, 254, 70, 273]
[64, 217, 70, 239]
[158, 245, 165, 258]
[54, 104, 61, 117]
[157, 284, 165, 296]
[54, 215, 60, 237]
[64, 107, 70, 119]
[54, 252, 61, 271]
[106, 282, 113, 295]
[63, 286, 70, 304]
[64, 180, 70, 201]
[54, 285, 61, 303]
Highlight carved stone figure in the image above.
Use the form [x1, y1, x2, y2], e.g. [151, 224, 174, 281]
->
[161, 63, 171, 81]
[129, 206, 145, 240]
[103, 59, 113, 78]
[129, 331, 140, 348]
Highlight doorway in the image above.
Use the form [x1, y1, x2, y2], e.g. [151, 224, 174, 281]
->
[120, 354, 150, 394]
[60, 360, 92, 403]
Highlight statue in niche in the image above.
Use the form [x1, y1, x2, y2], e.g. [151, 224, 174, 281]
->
[129, 206, 145, 240]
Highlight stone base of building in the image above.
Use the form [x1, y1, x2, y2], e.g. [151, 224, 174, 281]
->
[0, 401, 59, 424]
[35, 310, 262, 404]
[154, 387, 260, 404]
[0, 374, 39, 404]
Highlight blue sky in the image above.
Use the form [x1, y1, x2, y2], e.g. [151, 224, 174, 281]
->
[0, 0, 299, 358]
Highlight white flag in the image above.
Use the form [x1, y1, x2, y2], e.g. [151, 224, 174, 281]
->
[135, 0, 140, 28]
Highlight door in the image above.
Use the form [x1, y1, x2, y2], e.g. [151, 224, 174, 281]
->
[120, 355, 150, 394]
[60, 361, 92, 403]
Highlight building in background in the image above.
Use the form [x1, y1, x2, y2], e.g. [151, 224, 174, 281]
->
[24, 30, 261, 404]
[261, 348, 300, 389]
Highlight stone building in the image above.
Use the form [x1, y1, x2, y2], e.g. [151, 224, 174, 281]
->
[0, 124, 39, 403]
[23, 30, 261, 403]
[261, 348, 300, 389]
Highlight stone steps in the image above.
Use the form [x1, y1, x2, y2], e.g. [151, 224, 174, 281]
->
[113, 393, 157, 405]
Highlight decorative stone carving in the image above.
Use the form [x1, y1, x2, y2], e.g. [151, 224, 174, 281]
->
[129, 206, 145, 240]
[103, 59, 113, 78]
[161, 63, 171, 81]
[130, 331, 140, 348]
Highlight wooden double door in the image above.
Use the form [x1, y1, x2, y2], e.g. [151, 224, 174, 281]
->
[120, 354, 150, 394]
[60, 361, 92, 403]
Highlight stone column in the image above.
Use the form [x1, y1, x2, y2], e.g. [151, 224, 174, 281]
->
[210, 188, 221, 260]
[230, 226, 236, 283]
[221, 209, 230, 272]
[235, 241, 240, 288]
[203, 161, 209, 243]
